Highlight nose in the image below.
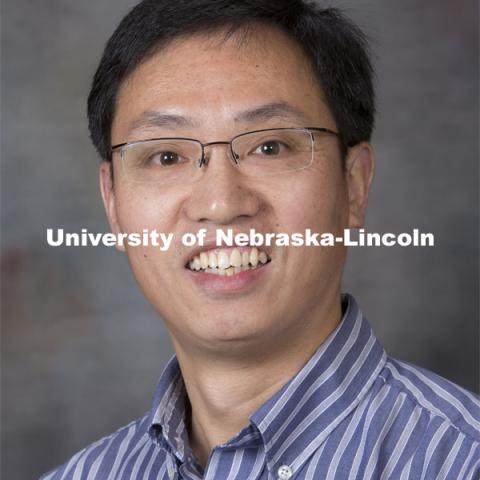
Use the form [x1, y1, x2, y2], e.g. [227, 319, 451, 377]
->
[183, 144, 261, 225]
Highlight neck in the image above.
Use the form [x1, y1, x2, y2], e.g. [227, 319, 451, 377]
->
[171, 295, 343, 468]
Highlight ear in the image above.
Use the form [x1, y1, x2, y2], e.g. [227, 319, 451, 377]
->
[345, 142, 375, 228]
[99, 161, 125, 252]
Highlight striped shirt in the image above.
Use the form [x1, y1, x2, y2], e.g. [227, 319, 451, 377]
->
[41, 294, 480, 479]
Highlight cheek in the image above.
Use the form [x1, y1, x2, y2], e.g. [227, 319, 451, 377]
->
[272, 166, 349, 233]
[114, 186, 176, 233]
[112, 186, 184, 276]
[115, 189, 179, 297]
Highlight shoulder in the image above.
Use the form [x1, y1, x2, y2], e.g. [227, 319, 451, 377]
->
[363, 357, 480, 478]
[39, 413, 168, 480]
[378, 356, 480, 442]
[380, 356, 480, 440]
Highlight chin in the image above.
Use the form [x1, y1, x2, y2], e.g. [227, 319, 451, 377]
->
[197, 315, 269, 344]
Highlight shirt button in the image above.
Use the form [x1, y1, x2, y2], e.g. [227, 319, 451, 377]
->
[277, 464, 293, 480]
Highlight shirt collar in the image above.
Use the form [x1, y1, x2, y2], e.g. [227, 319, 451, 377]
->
[147, 355, 190, 461]
[249, 293, 387, 475]
[148, 294, 387, 473]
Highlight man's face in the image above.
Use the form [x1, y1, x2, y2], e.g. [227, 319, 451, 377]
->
[101, 26, 372, 356]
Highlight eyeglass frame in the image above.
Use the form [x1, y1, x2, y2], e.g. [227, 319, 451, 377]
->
[110, 127, 341, 168]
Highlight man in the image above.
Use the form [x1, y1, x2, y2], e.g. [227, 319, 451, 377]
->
[41, 0, 479, 478]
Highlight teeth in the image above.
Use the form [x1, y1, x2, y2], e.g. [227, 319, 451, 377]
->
[259, 251, 268, 264]
[208, 252, 217, 269]
[200, 252, 209, 269]
[218, 251, 230, 269]
[250, 248, 259, 267]
[230, 249, 242, 267]
[192, 257, 201, 271]
[188, 247, 270, 273]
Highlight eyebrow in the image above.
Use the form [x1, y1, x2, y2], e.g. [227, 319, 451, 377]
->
[127, 101, 311, 135]
[233, 102, 311, 124]
[128, 111, 198, 134]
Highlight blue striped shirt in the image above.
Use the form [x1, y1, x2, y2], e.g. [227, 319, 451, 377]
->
[41, 294, 480, 479]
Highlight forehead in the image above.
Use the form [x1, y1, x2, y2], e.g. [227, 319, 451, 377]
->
[112, 25, 335, 141]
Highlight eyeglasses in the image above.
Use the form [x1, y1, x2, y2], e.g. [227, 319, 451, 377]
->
[111, 127, 339, 186]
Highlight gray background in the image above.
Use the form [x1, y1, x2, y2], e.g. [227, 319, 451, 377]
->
[1, 1, 478, 478]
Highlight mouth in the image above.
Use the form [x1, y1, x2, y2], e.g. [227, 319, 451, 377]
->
[185, 246, 271, 276]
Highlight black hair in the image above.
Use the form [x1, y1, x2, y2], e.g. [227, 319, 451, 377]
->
[88, 0, 375, 161]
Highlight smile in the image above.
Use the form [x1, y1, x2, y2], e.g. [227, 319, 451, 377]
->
[187, 247, 271, 276]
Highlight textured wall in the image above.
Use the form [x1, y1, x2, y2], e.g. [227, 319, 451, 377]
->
[1, 1, 478, 478]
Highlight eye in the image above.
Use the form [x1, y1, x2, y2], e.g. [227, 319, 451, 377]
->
[150, 151, 181, 166]
[254, 140, 282, 156]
